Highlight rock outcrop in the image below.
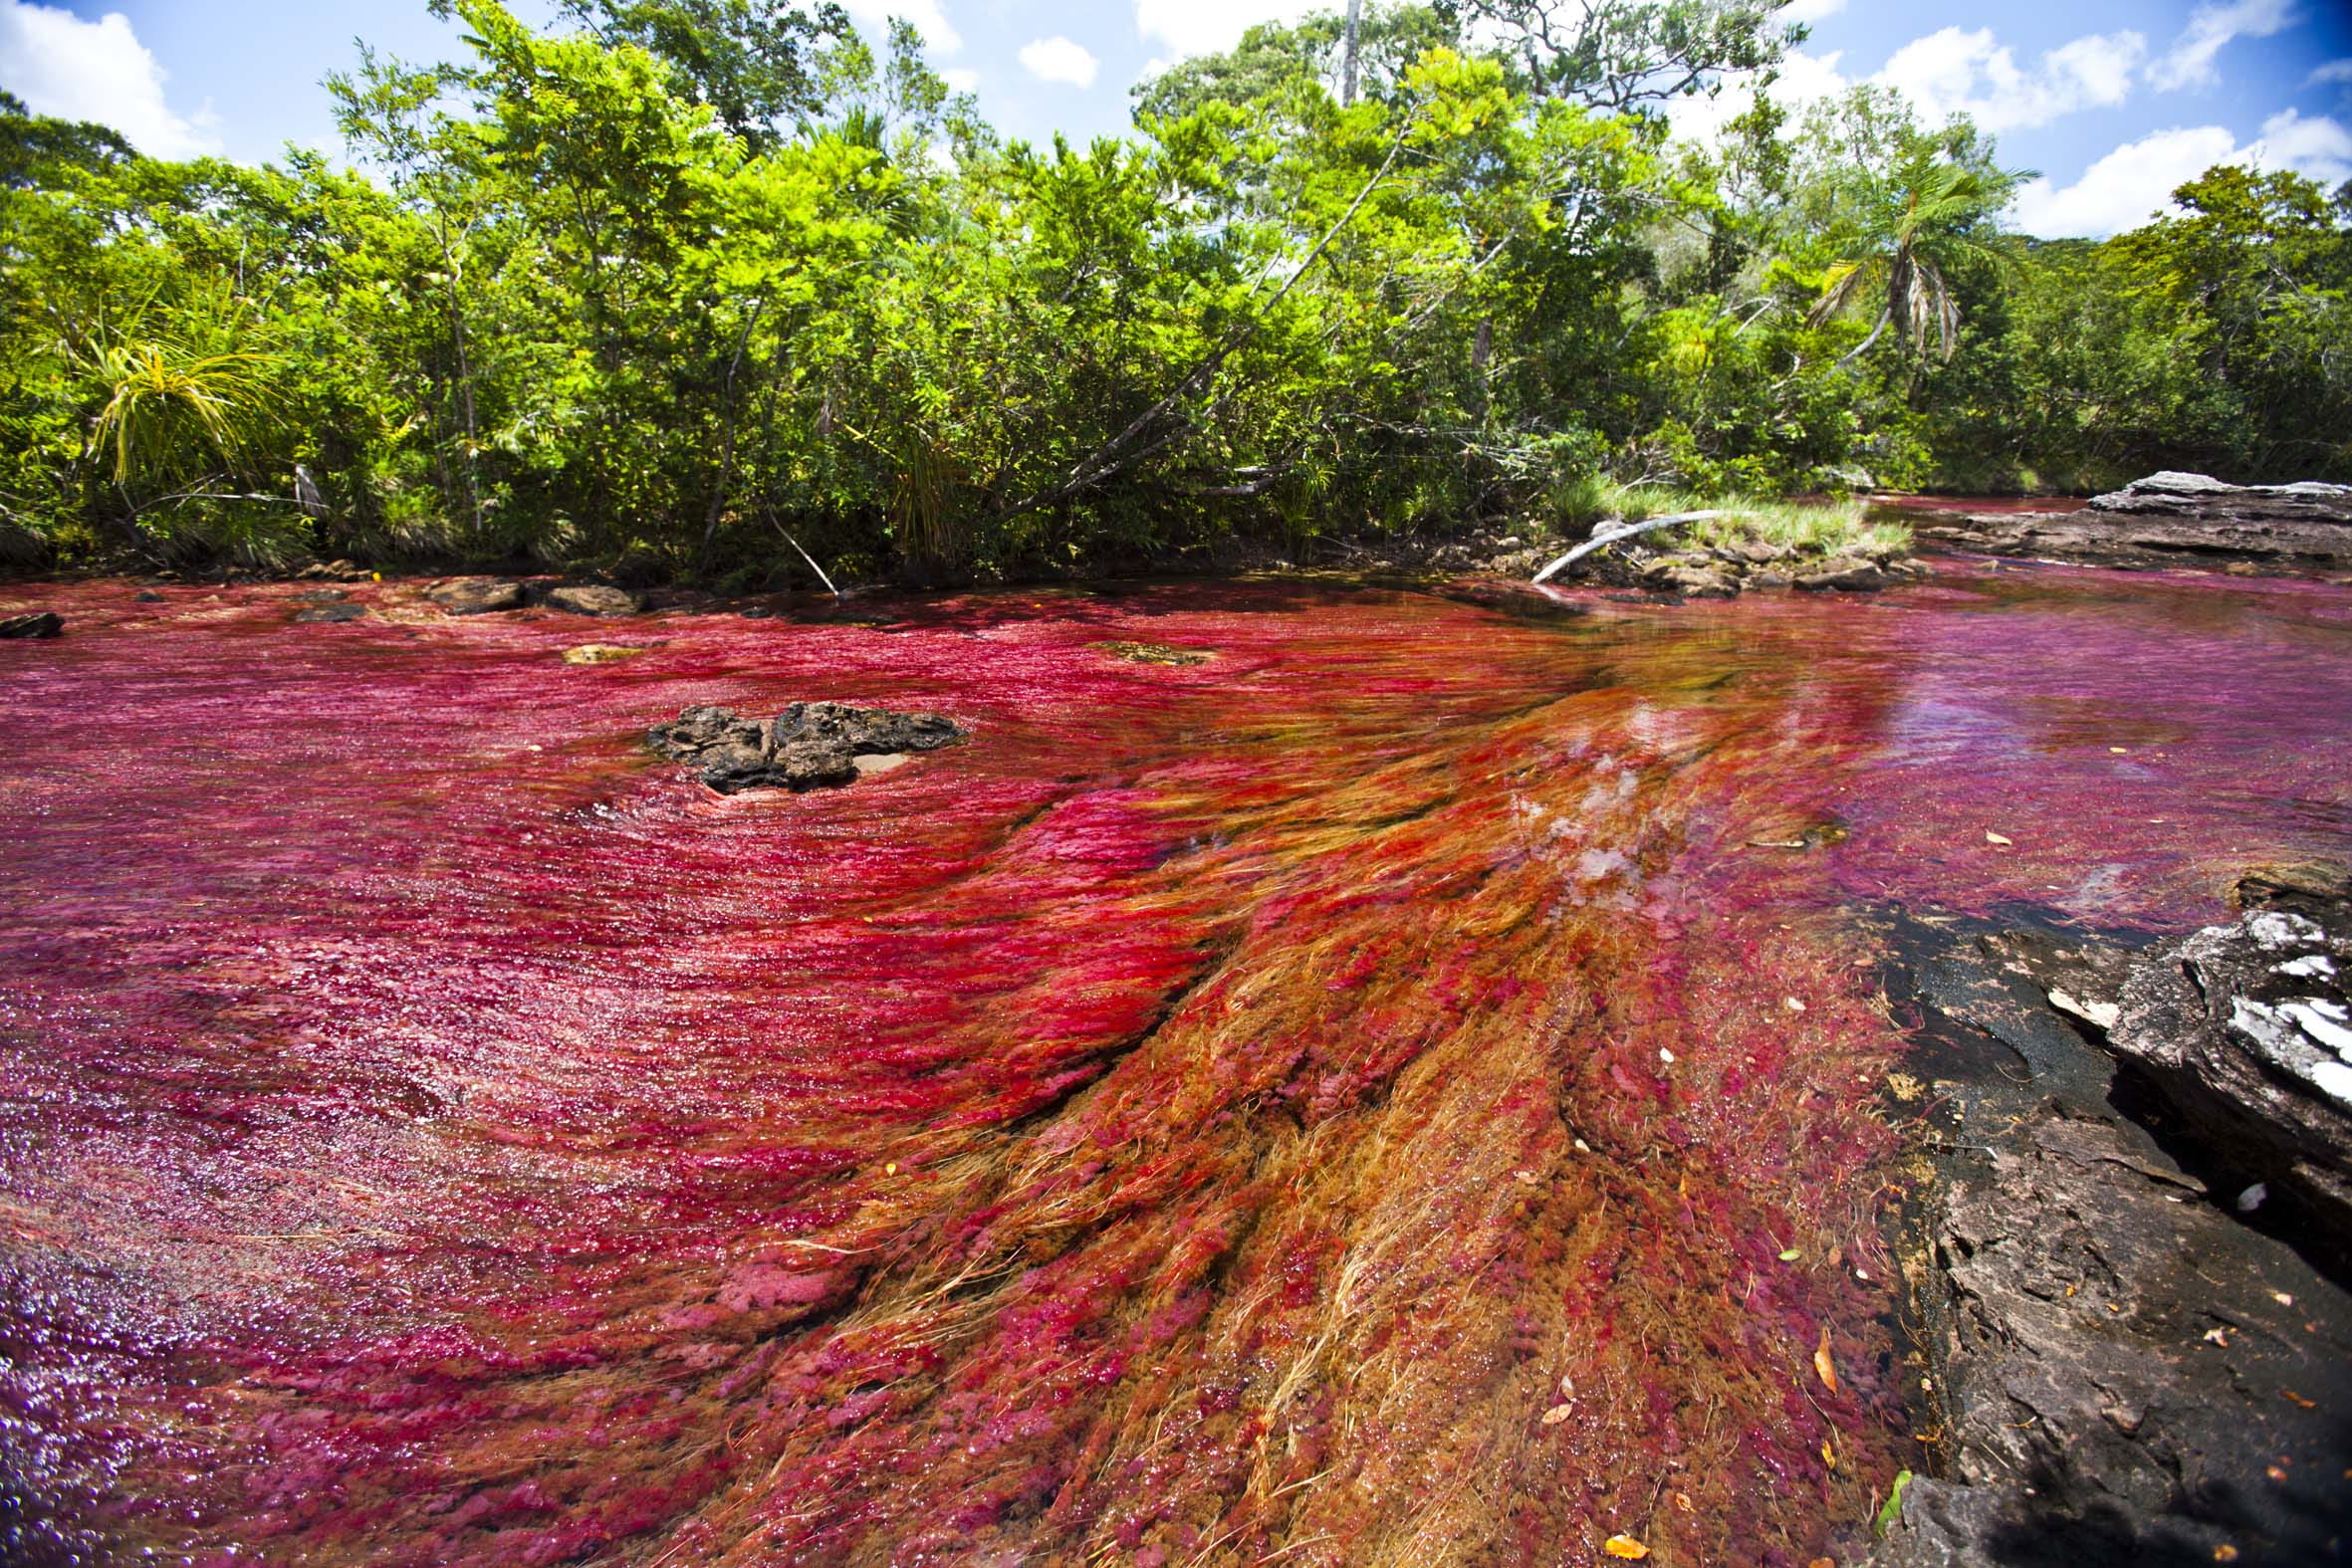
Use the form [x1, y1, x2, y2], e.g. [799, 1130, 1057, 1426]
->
[0, 611, 63, 638]
[647, 702, 966, 794]
[2108, 880, 2352, 1235]
[1914, 471, 2352, 572]
[548, 584, 642, 617]
[1861, 894, 2352, 1568]
[427, 577, 527, 614]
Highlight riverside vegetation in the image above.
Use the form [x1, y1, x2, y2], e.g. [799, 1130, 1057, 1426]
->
[1, 0, 2348, 592]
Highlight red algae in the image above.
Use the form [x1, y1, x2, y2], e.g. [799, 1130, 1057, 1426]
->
[0, 563, 2345, 1566]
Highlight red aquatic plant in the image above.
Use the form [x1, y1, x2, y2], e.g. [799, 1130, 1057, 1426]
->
[0, 562, 2346, 1566]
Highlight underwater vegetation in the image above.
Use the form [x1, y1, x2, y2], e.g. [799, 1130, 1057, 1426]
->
[1, 564, 2347, 1566]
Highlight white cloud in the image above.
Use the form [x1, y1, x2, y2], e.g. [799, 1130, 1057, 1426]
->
[1779, 0, 1847, 22]
[839, 0, 963, 56]
[2011, 125, 2236, 236]
[0, 0, 217, 157]
[2246, 106, 2352, 184]
[1133, 0, 1318, 60]
[939, 67, 980, 94]
[1019, 36, 1099, 89]
[2010, 110, 2352, 238]
[2147, 0, 2297, 93]
[2308, 58, 2352, 87]
[1875, 25, 2146, 133]
[1666, 46, 1850, 146]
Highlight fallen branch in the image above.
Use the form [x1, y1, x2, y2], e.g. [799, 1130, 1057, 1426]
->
[768, 514, 842, 599]
[1530, 511, 1730, 585]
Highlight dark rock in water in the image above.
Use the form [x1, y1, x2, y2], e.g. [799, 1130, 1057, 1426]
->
[1870, 1110, 2350, 1565]
[1862, 903, 2352, 1568]
[1100, 640, 1213, 666]
[1794, 558, 1888, 591]
[2109, 896, 2352, 1235]
[0, 611, 62, 638]
[294, 603, 367, 624]
[1915, 471, 2352, 573]
[291, 588, 348, 605]
[133, 590, 165, 603]
[548, 584, 642, 617]
[427, 577, 526, 615]
[647, 702, 966, 794]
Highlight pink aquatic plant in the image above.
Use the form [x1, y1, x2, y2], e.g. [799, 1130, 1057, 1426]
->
[0, 561, 2345, 1565]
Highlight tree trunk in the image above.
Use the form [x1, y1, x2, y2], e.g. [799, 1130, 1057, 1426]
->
[1341, 0, 1363, 107]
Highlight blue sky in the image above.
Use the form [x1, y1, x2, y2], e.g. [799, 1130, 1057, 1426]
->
[3, 0, 2349, 237]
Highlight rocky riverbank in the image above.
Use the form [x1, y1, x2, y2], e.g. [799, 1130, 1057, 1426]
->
[1862, 866, 2352, 1566]
[1908, 472, 2352, 575]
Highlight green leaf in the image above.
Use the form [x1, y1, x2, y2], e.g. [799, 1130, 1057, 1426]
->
[1874, 1469, 1914, 1537]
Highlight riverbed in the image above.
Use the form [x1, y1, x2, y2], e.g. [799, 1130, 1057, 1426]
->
[2, 562, 2347, 1566]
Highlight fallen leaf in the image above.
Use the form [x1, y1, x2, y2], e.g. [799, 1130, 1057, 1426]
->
[1810, 1558, 1836, 1568]
[2281, 1389, 2318, 1410]
[1784, 997, 1807, 1013]
[1602, 1536, 1649, 1561]
[2215, 1547, 2239, 1563]
[1986, 831, 2013, 846]
[1815, 1326, 1839, 1394]
[1778, 1247, 1803, 1262]
[1671, 1492, 1694, 1514]
[1821, 1440, 1838, 1470]
[1541, 1404, 1575, 1426]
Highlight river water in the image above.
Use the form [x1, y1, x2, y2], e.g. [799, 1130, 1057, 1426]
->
[2, 562, 2347, 1567]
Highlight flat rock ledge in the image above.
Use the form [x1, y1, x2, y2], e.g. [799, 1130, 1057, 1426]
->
[1522, 533, 1926, 598]
[647, 702, 966, 794]
[1916, 471, 2352, 573]
[1862, 878, 2352, 1568]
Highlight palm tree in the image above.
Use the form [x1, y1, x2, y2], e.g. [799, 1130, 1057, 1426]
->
[1807, 149, 2016, 367]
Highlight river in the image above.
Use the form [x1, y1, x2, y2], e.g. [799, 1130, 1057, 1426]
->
[2, 561, 2347, 1566]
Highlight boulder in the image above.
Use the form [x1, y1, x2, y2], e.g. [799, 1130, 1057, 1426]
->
[1794, 558, 1889, 591]
[1662, 564, 1739, 598]
[294, 603, 367, 624]
[647, 701, 966, 794]
[0, 611, 63, 638]
[2107, 895, 2352, 1232]
[548, 583, 643, 617]
[428, 577, 526, 615]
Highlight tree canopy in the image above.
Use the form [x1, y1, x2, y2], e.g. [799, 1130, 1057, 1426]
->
[0, 0, 2343, 581]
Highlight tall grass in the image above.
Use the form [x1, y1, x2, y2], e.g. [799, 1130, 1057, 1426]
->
[1556, 479, 1910, 559]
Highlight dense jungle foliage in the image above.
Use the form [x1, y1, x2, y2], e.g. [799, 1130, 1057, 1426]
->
[2, 0, 2348, 584]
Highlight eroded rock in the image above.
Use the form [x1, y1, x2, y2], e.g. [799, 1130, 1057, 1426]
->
[2109, 897, 2352, 1232]
[1914, 471, 2352, 573]
[428, 577, 526, 614]
[548, 584, 642, 617]
[647, 702, 966, 794]
[1863, 903, 2352, 1568]
[0, 611, 63, 638]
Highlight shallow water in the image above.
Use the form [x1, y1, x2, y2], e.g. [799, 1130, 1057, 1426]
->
[1, 563, 2346, 1567]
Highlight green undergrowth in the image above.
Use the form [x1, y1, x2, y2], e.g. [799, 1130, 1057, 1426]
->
[1559, 480, 1911, 560]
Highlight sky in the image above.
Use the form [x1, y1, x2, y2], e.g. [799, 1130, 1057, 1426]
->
[2, 0, 2349, 238]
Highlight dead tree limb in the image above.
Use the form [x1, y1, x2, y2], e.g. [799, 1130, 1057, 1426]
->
[1530, 511, 1730, 585]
